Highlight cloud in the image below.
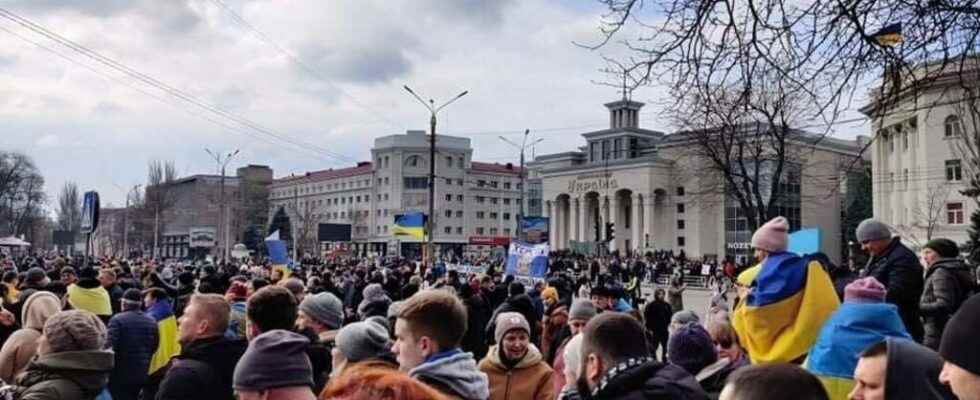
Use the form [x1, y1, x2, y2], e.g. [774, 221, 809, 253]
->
[297, 40, 413, 85]
[34, 133, 60, 147]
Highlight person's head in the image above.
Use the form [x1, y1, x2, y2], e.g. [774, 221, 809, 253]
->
[178, 294, 230, 345]
[939, 295, 980, 400]
[856, 219, 893, 257]
[143, 287, 168, 309]
[844, 277, 887, 304]
[392, 289, 467, 372]
[720, 363, 828, 400]
[280, 278, 306, 303]
[333, 319, 393, 377]
[850, 340, 887, 400]
[541, 286, 558, 307]
[321, 365, 448, 400]
[562, 334, 585, 390]
[121, 288, 143, 311]
[751, 216, 789, 261]
[98, 268, 116, 288]
[851, 338, 955, 400]
[706, 319, 743, 362]
[578, 312, 650, 393]
[668, 322, 718, 375]
[654, 288, 665, 301]
[922, 238, 959, 268]
[234, 330, 314, 400]
[248, 277, 269, 297]
[60, 266, 77, 284]
[2, 270, 18, 286]
[296, 291, 343, 334]
[568, 298, 597, 335]
[670, 310, 700, 335]
[495, 312, 530, 362]
[589, 286, 613, 311]
[508, 282, 525, 297]
[246, 286, 298, 340]
[37, 310, 107, 356]
[226, 280, 248, 303]
[25, 267, 48, 287]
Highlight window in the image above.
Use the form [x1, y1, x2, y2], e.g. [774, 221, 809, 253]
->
[477, 211, 485, 219]
[446, 156, 453, 168]
[476, 227, 485, 235]
[676, 186, 685, 196]
[384, 225, 388, 233]
[457, 157, 464, 168]
[601, 140, 609, 160]
[677, 220, 685, 230]
[947, 203, 965, 225]
[903, 131, 909, 150]
[455, 210, 463, 218]
[445, 178, 452, 185]
[383, 209, 388, 216]
[490, 197, 498, 205]
[476, 196, 485, 204]
[377, 178, 382, 185]
[490, 228, 498, 235]
[504, 182, 511, 190]
[456, 227, 463, 234]
[457, 179, 464, 186]
[405, 155, 423, 167]
[478, 180, 486, 187]
[503, 213, 511, 220]
[403, 177, 428, 189]
[376, 210, 382, 217]
[444, 226, 452, 234]
[355, 195, 361, 203]
[903, 169, 909, 189]
[490, 212, 499, 219]
[445, 210, 452, 218]
[384, 177, 389, 185]
[446, 194, 453, 202]
[590, 142, 598, 162]
[614, 138, 623, 158]
[384, 193, 389, 201]
[630, 137, 639, 158]
[503, 198, 511, 205]
[677, 237, 686, 247]
[457, 195, 463, 202]
[490, 181, 499, 188]
[677, 203, 685, 214]
[945, 115, 963, 137]
[384, 156, 389, 168]
[504, 228, 511, 236]
[947, 160, 963, 181]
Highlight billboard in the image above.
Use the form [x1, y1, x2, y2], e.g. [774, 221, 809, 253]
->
[318, 223, 352, 242]
[189, 227, 217, 248]
[519, 216, 549, 244]
[80, 191, 100, 234]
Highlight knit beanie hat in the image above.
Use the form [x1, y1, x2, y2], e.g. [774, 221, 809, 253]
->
[939, 294, 980, 376]
[26, 267, 46, 285]
[671, 309, 700, 325]
[856, 219, 892, 243]
[667, 322, 718, 375]
[844, 277, 887, 303]
[495, 312, 530, 344]
[387, 300, 404, 320]
[924, 238, 959, 259]
[363, 283, 387, 303]
[121, 288, 143, 310]
[569, 298, 597, 322]
[541, 287, 558, 304]
[299, 292, 344, 330]
[335, 319, 393, 363]
[234, 329, 313, 391]
[43, 310, 107, 353]
[751, 216, 790, 253]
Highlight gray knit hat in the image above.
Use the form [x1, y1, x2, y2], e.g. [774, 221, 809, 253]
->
[856, 219, 892, 243]
[671, 309, 700, 325]
[362, 283, 387, 302]
[43, 310, 107, 353]
[569, 298, 597, 321]
[495, 312, 530, 344]
[299, 292, 343, 330]
[234, 329, 313, 391]
[387, 300, 404, 320]
[335, 319, 392, 363]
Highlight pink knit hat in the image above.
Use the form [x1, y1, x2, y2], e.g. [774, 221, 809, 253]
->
[751, 216, 790, 253]
[844, 277, 887, 303]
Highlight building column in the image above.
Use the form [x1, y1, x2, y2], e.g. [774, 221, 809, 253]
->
[556, 199, 565, 250]
[644, 193, 656, 249]
[572, 197, 581, 243]
[547, 201, 556, 245]
[632, 194, 642, 253]
[609, 195, 619, 252]
[579, 197, 589, 243]
[601, 196, 611, 242]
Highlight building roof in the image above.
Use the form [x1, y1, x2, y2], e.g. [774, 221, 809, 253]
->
[581, 127, 665, 139]
[470, 161, 525, 175]
[273, 162, 374, 185]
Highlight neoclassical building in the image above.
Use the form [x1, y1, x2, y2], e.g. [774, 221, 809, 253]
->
[530, 100, 865, 264]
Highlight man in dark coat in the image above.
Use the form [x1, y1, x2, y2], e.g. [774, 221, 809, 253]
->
[857, 219, 925, 342]
[642, 288, 673, 361]
[106, 289, 159, 400]
[157, 294, 247, 400]
[919, 238, 977, 350]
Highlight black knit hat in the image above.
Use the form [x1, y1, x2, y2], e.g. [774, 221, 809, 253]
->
[234, 329, 313, 391]
[939, 294, 980, 375]
[924, 238, 959, 259]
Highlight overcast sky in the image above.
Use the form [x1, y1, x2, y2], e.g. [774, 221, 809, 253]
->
[1, 0, 870, 210]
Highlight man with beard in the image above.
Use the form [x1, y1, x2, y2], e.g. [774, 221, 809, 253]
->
[577, 312, 707, 400]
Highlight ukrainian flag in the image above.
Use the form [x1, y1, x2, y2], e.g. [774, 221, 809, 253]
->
[732, 252, 840, 364]
[266, 238, 291, 279]
[393, 212, 425, 239]
[872, 23, 903, 47]
[146, 298, 181, 375]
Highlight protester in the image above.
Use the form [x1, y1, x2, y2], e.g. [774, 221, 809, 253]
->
[918, 238, 976, 350]
[849, 338, 955, 400]
[105, 288, 159, 400]
[143, 287, 181, 379]
[705, 318, 748, 368]
[99, 268, 124, 314]
[668, 322, 739, 396]
[668, 275, 686, 312]
[557, 334, 584, 400]
[65, 267, 112, 322]
[393, 289, 490, 400]
[479, 312, 555, 400]
[733, 216, 839, 364]
[938, 294, 980, 400]
[459, 283, 490, 360]
[720, 363, 829, 400]
[321, 365, 449, 400]
[251, 286, 332, 394]
[856, 219, 925, 341]
[670, 309, 700, 334]
[281, 277, 307, 304]
[225, 280, 249, 339]
[577, 312, 707, 399]
[541, 296, 568, 362]
[233, 329, 316, 400]
[0, 291, 60, 382]
[332, 319, 397, 378]
[551, 298, 596, 395]
[9, 310, 113, 400]
[157, 293, 247, 400]
[359, 283, 393, 320]
[643, 288, 673, 361]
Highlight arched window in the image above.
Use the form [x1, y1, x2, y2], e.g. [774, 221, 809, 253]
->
[945, 115, 963, 137]
[404, 155, 424, 168]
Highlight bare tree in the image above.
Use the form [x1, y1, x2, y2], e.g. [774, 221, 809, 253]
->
[57, 181, 81, 233]
[0, 151, 47, 241]
[144, 160, 179, 258]
[895, 183, 952, 246]
[288, 198, 322, 259]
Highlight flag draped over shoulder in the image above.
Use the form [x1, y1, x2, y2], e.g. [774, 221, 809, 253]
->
[392, 212, 425, 239]
[146, 298, 181, 375]
[733, 251, 840, 364]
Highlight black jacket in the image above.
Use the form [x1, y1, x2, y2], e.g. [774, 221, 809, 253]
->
[920, 258, 976, 350]
[863, 238, 925, 341]
[643, 300, 673, 335]
[155, 336, 247, 400]
[107, 310, 159, 388]
[589, 358, 709, 400]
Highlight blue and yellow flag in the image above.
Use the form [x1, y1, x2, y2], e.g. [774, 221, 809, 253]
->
[872, 23, 903, 47]
[265, 238, 291, 279]
[146, 298, 181, 375]
[732, 252, 840, 364]
[393, 212, 425, 239]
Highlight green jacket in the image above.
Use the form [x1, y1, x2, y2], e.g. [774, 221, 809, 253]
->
[14, 350, 113, 400]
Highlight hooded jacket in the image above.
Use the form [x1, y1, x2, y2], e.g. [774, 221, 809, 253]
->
[13, 349, 114, 400]
[156, 335, 248, 400]
[883, 338, 957, 400]
[919, 258, 976, 350]
[588, 357, 709, 400]
[862, 237, 925, 341]
[409, 349, 491, 400]
[479, 344, 555, 400]
[0, 291, 61, 383]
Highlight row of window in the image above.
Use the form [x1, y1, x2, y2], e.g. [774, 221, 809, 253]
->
[475, 180, 521, 190]
[589, 137, 642, 162]
[377, 155, 469, 170]
[474, 196, 523, 205]
[273, 179, 373, 198]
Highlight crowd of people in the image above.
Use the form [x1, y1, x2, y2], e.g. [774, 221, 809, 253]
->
[0, 216, 977, 400]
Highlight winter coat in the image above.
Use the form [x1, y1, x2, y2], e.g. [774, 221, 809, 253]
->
[920, 258, 976, 350]
[587, 357, 708, 400]
[487, 295, 540, 346]
[462, 294, 490, 361]
[155, 336, 248, 400]
[479, 344, 555, 400]
[409, 349, 491, 400]
[0, 291, 61, 383]
[668, 283, 685, 313]
[224, 301, 247, 340]
[643, 299, 673, 337]
[694, 358, 742, 398]
[106, 309, 159, 388]
[13, 349, 114, 400]
[862, 238, 925, 341]
[541, 303, 568, 362]
[105, 284, 124, 315]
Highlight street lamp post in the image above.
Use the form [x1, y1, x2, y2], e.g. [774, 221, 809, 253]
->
[499, 130, 543, 238]
[403, 85, 468, 269]
[206, 148, 240, 261]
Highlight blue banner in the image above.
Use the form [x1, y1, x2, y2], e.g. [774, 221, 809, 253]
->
[788, 228, 821, 255]
[266, 239, 288, 264]
[520, 216, 550, 244]
[506, 241, 549, 278]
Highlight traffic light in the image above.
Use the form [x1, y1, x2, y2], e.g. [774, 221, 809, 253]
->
[605, 222, 615, 241]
